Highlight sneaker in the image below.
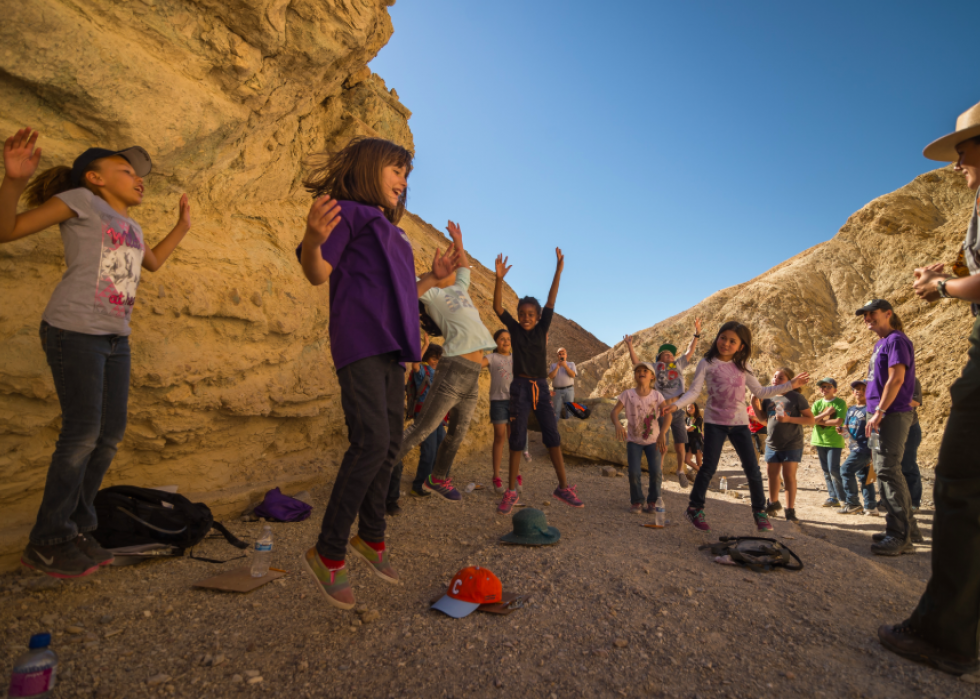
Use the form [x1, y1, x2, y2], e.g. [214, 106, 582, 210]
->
[75, 534, 114, 566]
[873, 529, 924, 545]
[877, 503, 888, 514]
[385, 501, 402, 517]
[523, 450, 532, 463]
[686, 507, 710, 532]
[878, 621, 980, 676]
[22, 541, 98, 579]
[871, 535, 914, 556]
[822, 498, 841, 508]
[785, 508, 799, 522]
[301, 547, 355, 610]
[838, 504, 863, 515]
[677, 472, 690, 488]
[517, 474, 524, 493]
[553, 485, 584, 508]
[765, 499, 782, 516]
[497, 490, 519, 515]
[348, 535, 399, 584]
[630, 503, 642, 515]
[863, 507, 878, 516]
[423, 475, 462, 502]
[753, 511, 773, 532]
[409, 488, 430, 498]
[492, 477, 504, 495]
[642, 502, 656, 514]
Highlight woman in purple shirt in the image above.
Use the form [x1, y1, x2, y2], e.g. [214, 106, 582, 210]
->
[295, 137, 456, 611]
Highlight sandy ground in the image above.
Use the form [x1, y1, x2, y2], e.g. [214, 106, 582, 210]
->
[0, 433, 968, 699]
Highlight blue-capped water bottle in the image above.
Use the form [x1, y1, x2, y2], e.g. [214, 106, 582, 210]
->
[8, 633, 58, 698]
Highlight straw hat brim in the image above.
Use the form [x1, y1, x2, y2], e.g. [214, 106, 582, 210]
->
[499, 526, 561, 546]
[923, 124, 980, 162]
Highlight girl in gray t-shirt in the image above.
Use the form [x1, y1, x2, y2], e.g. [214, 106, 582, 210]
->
[0, 129, 193, 579]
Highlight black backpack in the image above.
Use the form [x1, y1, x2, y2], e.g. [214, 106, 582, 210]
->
[92, 486, 248, 559]
[700, 536, 803, 572]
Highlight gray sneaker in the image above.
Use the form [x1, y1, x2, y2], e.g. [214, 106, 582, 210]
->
[838, 504, 863, 515]
[74, 534, 114, 567]
[863, 507, 879, 516]
[871, 535, 914, 556]
[22, 541, 99, 579]
[677, 472, 691, 488]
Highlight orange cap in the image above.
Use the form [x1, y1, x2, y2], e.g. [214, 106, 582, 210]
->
[432, 566, 503, 618]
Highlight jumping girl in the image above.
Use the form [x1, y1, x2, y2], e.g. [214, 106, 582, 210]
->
[486, 329, 528, 494]
[493, 248, 583, 514]
[0, 129, 191, 578]
[296, 137, 456, 610]
[684, 403, 704, 473]
[666, 321, 810, 532]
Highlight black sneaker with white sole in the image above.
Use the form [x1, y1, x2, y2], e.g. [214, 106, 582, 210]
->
[75, 534, 114, 566]
[22, 541, 99, 579]
[871, 535, 914, 556]
[873, 528, 924, 545]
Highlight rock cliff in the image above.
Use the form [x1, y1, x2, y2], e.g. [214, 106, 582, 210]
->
[578, 167, 977, 468]
[0, 0, 597, 569]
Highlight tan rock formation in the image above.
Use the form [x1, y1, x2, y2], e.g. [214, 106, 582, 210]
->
[0, 0, 601, 570]
[579, 167, 977, 469]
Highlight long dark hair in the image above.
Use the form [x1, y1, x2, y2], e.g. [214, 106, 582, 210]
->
[419, 301, 442, 337]
[704, 321, 753, 373]
[688, 402, 702, 421]
[303, 137, 413, 224]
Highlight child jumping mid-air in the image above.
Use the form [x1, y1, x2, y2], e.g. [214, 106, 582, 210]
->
[0, 129, 191, 578]
[493, 248, 583, 514]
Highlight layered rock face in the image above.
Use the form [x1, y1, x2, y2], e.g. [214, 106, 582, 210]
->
[579, 168, 976, 467]
[0, 0, 549, 568]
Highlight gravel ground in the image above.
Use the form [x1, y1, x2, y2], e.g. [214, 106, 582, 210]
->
[0, 434, 967, 699]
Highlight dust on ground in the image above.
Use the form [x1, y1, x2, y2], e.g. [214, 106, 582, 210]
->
[0, 434, 964, 699]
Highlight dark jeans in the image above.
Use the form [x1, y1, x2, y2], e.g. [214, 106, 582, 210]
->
[31, 322, 131, 546]
[908, 383, 980, 658]
[626, 442, 662, 504]
[901, 421, 923, 508]
[509, 376, 561, 451]
[815, 446, 845, 502]
[690, 423, 765, 511]
[388, 421, 445, 501]
[840, 448, 876, 509]
[874, 410, 916, 543]
[316, 352, 403, 561]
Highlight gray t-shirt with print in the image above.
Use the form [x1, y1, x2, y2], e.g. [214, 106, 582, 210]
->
[487, 352, 514, 401]
[654, 355, 690, 400]
[43, 188, 145, 335]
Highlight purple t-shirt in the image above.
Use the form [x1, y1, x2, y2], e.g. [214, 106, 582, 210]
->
[296, 200, 420, 370]
[865, 331, 915, 414]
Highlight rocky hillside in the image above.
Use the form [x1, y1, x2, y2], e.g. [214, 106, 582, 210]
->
[0, 0, 599, 569]
[578, 167, 976, 468]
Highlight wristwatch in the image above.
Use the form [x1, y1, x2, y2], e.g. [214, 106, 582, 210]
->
[937, 278, 954, 299]
[694, 334, 701, 338]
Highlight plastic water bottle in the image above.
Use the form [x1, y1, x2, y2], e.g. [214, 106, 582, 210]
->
[464, 482, 476, 494]
[251, 525, 273, 578]
[8, 633, 58, 698]
[868, 431, 880, 452]
[719, 477, 728, 493]
[654, 498, 666, 528]
[775, 403, 785, 418]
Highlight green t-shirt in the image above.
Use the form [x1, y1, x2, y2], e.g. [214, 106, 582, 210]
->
[811, 397, 847, 448]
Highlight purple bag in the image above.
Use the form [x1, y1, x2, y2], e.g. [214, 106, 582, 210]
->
[252, 488, 312, 522]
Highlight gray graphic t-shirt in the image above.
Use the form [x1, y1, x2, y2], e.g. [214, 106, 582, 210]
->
[43, 188, 145, 335]
[654, 355, 690, 400]
[487, 352, 514, 401]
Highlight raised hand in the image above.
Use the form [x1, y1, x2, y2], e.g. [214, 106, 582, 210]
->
[555, 247, 564, 272]
[791, 372, 811, 389]
[176, 194, 191, 231]
[694, 317, 703, 335]
[445, 220, 470, 268]
[305, 196, 341, 246]
[3, 128, 42, 181]
[623, 334, 634, 349]
[495, 253, 512, 280]
[431, 243, 458, 280]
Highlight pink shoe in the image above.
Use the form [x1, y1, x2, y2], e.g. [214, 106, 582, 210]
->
[553, 484, 584, 508]
[497, 490, 519, 515]
[492, 477, 504, 494]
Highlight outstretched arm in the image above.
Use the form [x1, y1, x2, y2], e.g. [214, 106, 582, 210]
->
[623, 334, 640, 367]
[417, 244, 459, 296]
[682, 317, 703, 362]
[142, 194, 191, 271]
[545, 248, 564, 309]
[493, 254, 511, 317]
[0, 128, 74, 243]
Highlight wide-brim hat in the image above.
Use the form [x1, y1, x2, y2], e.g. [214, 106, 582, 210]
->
[923, 100, 980, 162]
[499, 508, 560, 546]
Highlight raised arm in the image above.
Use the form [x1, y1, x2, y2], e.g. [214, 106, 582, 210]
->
[746, 368, 809, 399]
[545, 247, 564, 309]
[417, 243, 459, 296]
[623, 334, 640, 367]
[142, 194, 191, 272]
[0, 128, 74, 243]
[493, 254, 512, 317]
[299, 196, 342, 285]
[682, 317, 703, 362]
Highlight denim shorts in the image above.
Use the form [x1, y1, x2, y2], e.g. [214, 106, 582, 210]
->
[764, 447, 803, 464]
[490, 399, 510, 424]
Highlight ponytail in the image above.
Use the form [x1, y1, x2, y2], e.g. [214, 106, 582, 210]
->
[889, 312, 904, 333]
[23, 166, 74, 208]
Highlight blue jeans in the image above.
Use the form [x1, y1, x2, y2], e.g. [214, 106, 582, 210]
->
[31, 322, 131, 546]
[626, 442, 663, 504]
[840, 448, 876, 509]
[901, 421, 923, 508]
[815, 446, 845, 502]
[413, 423, 445, 492]
[552, 386, 574, 419]
[691, 423, 765, 511]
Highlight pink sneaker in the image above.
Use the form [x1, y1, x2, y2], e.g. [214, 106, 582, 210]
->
[753, 511, 774, 532]
[516, 474, 523, 493]
[553, 484, 584, 508]
[497, 490, 519, 515]
[492, 477, 504, 494]
[686, 507, 710, 531]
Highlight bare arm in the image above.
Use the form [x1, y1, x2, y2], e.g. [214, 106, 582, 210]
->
[545, 248, 564, 309]
[0, 129, 75, 243]
[623, 334, 640, 367]
[548, 364, 560, 380]
[142, 194, 190, 272]
[914, 263, 980, 304]
[564, 362, 577, 378]
[493, 254, 511, 317]
[299, 196, 342, 286]
[777, 407, 816, 426]
[682, 317, 703, 362]
[866, 364, 907, 435]
[611, 400, 628, 442]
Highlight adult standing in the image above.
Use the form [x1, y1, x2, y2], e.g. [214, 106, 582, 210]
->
[624, 317, 703, 487]
[856, 298, 919, 556]
[879, 101, 980, 676]
[548, 348, 576, 419]
[900, 377, 924, 511]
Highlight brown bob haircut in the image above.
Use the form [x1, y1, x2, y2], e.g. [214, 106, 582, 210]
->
[302, 137, 413, 224]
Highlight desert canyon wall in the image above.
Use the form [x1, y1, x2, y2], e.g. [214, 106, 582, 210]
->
[0, 0, 609, 570]
[578, 167, 976, 468]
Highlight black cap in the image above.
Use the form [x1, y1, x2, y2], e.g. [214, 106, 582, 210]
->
[854, 298, 893, 316]
[70, 146, 152, 188]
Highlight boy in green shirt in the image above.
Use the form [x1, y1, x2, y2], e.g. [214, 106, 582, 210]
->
[812, 377, 848, 507]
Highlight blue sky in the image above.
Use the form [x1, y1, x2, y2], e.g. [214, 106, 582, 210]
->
[370, 1, 980, 347]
